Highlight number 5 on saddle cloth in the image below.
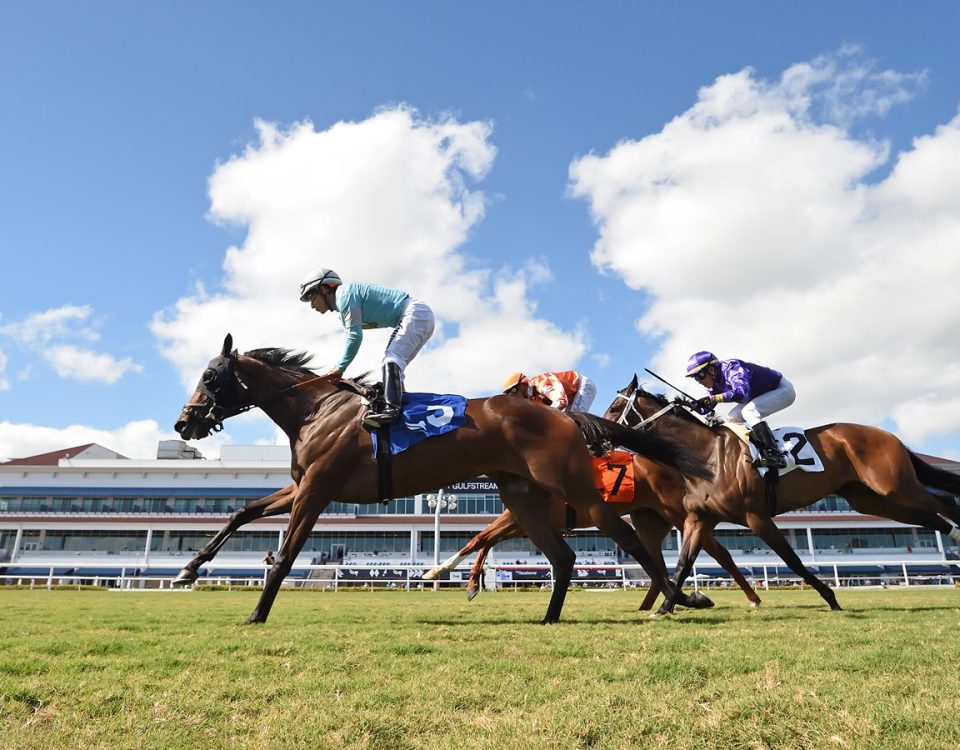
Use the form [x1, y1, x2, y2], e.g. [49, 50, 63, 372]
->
[367, 392, 468, 503]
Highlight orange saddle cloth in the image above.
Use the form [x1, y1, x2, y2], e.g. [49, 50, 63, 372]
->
[591, 450, 635, 503]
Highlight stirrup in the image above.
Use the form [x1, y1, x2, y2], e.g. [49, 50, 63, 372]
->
[363, 407, 400, 429]
[758, 451, 786, 470]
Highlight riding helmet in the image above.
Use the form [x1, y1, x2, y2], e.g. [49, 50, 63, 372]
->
[299, 268, 343, 301]
[685, 351, 719, 377]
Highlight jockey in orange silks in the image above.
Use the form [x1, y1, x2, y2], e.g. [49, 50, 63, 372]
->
[502, 370, 597, 414]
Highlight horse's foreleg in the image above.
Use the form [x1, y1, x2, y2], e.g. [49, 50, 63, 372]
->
[172, 484, 296, 586]
[496, 480, 575, 624]
[656, 514, 710, 616]
[629, 510, 672, 611]
[746, 512, 841, 611]
[244, 488, 326, 625]
[584, 502, 706, 612]
[700, 531, 761, 607]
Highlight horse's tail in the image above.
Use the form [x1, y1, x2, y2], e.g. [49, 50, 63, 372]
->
[908, 450, 960, 495]
[569, 412, 714, 482]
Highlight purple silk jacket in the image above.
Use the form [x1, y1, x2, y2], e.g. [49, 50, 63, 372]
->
[708, 359, 783, 404]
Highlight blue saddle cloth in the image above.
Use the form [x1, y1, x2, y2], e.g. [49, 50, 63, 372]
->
[370, 392, 468, 456]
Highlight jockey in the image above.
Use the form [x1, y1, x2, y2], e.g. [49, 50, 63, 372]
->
[299, 268, 435, 429]
[685, 351, 796, 469]
[502, 370, 597, 414]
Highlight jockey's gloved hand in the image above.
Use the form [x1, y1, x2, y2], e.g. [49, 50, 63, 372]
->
[692, 396, 715, 414]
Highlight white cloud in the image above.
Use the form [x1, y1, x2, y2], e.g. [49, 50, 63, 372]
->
[0, 305, 141, 386]
[43, 345, 144, 384]
[0, 420, 210, 462]
[0, 305, 95, 346]
[153, 107, 586, 401]
[569, 49, 959, 446]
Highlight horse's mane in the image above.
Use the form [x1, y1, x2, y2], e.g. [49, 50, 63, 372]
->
[243, 348, 378, 402]
[244, 348, 317, 375]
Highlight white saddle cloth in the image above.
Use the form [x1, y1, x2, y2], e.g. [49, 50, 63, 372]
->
[724, 423, 825, 477]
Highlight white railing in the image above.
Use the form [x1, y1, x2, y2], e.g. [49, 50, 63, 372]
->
[0, 559, 956, 591]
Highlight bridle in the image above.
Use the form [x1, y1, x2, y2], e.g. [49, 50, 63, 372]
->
[181, 351, 340, 434]
[609, 389, 675, 430]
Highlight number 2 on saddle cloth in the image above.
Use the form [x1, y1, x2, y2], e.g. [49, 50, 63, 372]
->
[591, 449, 636, 503]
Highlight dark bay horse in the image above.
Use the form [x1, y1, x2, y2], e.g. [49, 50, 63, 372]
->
[606, 374, 960, 614]
[424, 452, 761, 608]
[173, 335, 713, 624]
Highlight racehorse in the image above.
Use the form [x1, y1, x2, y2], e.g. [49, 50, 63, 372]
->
[424, 452, 762, 608]
[605, 374, 960, 614]
[173, 335, 714, 624]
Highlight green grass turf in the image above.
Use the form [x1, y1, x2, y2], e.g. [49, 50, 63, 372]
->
[0, 587, 958, 749]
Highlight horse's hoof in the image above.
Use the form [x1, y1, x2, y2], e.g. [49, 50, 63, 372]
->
[541, 618, 559, 625]
[241, 617, 265, 627]
[171, 569, 198, 587]
[750, 600, 762, 609]
[686, 591, 715, 609]
[466, 585, 479, 601]
[648, 611, 671, 619]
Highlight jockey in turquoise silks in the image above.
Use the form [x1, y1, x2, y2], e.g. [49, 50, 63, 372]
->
[685, 351, 796, 469]
[299, 269, 435, 429]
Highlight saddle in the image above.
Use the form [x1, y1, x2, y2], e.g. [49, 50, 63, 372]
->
[724, 422, 825, 515]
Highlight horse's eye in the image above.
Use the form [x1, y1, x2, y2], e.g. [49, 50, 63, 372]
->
[202, 369, 218, 385]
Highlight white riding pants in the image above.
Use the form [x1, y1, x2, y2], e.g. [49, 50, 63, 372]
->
[727, 377, 796, 428]
[382, 298, 435, 375]
[567, 376, 597, 414]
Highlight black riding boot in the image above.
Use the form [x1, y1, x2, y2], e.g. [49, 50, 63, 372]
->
[750, 421, 786, 469]
[363, 362, 403, 429]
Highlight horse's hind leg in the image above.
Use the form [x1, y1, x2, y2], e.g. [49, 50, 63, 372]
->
[173, 483, 296, 586]
[839, 483, 956, 538]
[746, 512, 841, 611]
[848, 441, 960, 529]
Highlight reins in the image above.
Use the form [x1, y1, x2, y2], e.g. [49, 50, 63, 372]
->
[195, 365, 350, 432]
[612, 389, 719, 432]
[611, 391, 675, 429]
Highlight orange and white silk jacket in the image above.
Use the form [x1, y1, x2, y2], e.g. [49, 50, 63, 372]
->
[527, 371, 582, 411]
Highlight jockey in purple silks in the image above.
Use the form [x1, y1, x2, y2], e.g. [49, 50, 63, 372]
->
[685, 351, 796, 469]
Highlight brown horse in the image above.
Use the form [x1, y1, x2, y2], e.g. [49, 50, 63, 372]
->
[424, 452, 761, 608]
[606, 375, 960, 615]
[173, 335, 714, 624]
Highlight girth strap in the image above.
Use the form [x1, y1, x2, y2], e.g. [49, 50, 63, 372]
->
[376, 425, 393, 505]
[764, 468, 779, 516]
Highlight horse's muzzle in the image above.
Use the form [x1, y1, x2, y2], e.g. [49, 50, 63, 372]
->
[174, 406, 214, 441]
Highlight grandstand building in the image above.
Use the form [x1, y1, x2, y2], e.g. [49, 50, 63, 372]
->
[1, 440, 958, 586]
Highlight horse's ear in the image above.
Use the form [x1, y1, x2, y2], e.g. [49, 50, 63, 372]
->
[628, 373, 638, 393]
[222, 333, 233, 356]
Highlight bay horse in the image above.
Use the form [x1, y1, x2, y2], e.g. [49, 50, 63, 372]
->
[424, 453, 762, 608]
[606, 374, 960, 615]
[173, 335, 714, 624]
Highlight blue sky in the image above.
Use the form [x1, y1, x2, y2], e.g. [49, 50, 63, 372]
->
[1, 3, 959, 460]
